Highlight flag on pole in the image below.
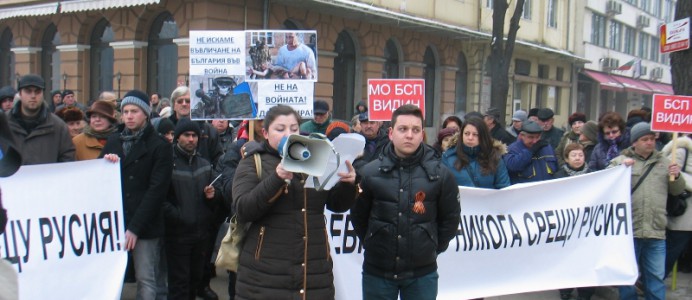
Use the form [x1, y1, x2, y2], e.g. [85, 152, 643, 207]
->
[632, 59, 642, 78]
[616, 59, 637, 71]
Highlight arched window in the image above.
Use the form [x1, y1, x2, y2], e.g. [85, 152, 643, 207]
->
[0, 28, 15, 87]
[41, 24, 60, 92]
[332, 31, 356, 120]
[383, 39, 400, 79]
[147, 12, 178, 98]
[423, 47, 436, 127]
[90, 19, 114, 101]
[455, 52, 468, 113]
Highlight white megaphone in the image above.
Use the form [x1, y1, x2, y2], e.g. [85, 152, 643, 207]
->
[278, 133, 340, 190]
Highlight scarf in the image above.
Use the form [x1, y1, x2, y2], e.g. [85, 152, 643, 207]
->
[605, 135, 622, 162]
[462, 144, 480, 158]
[562, 163, 589, 177]
[84, 124, 117, 140]
[119, 126, 146, 157]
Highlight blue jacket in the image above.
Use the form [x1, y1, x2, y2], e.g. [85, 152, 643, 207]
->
[504, 139, 558, 184]
[441, 145, 510, 189]
[589, 129, 631, 171]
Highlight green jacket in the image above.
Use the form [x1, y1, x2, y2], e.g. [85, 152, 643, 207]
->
[610, 148, 686, 239]
[299, 115, 332, 134]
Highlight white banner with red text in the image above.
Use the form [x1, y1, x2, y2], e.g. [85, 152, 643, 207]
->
[328, 165, 637, 299]
[0, 159, 126, 300]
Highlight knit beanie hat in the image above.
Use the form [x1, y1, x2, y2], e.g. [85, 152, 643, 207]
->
[120, 90, 151, 118]
[437, 127, 457, 143]
[326, 121, 350, 140]
[151, 117, 175, 137]
[174, 118, 200, 139]
[580, 121, 599, 143]
[630, 122, 653, 143]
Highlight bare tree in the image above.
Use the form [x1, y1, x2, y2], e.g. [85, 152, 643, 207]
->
[489, 0, 525, 122]
[670, 1, 692, 95]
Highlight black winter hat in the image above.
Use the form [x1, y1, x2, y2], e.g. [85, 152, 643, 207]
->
[62, 89, 75, 98]
[174, 118, 201, 139]
[537, 108, 555, 121]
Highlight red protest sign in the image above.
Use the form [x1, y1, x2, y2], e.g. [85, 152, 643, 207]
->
[651, 94, 692, 133]
[367, 79, 425, 121]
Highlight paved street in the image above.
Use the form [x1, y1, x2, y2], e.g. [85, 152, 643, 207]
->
[122, 266, 692, 299]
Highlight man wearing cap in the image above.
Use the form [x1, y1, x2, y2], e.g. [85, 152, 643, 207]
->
[506, 110, 527, 138]
[503, 120, 557, 184]
[55, 89, 87, 113]
[164, 118, 220, 300]
[101, 89, 172, 299]
[483, 107, 516, 146]
[609, 122, 686, 300]
[536, 108, 564, 150]
[0, 86, 16, 113]
[6, 74, 75, 164]
[300, 99, 332, 134]
[353, 112, 390, 171]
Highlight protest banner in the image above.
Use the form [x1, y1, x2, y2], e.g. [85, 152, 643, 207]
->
[651, 94, 692, 133]
[327, 166, 637, 299]
[0, 160, 126, 300]
[367, 79, 425, 121]
[255, 80, 315, 119]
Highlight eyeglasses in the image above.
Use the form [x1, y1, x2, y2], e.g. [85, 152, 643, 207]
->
[604, 129, 620, 136]
[176, 98, 190, 104]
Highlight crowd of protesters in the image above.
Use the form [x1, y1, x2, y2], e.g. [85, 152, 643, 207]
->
[1, 73, 691, 300]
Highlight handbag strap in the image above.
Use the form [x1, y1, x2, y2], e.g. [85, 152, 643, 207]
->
[681, 148, 688, 173]
[253, 153, 262, 179]
[632, 162, 656, 193]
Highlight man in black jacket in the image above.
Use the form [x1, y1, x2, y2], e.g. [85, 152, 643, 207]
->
[483, 107, 516, 146]
[351, 105, 460, 300]
[164, 119, 220, 300]
[101, 90, 172, 299]
[352, 112, 389, 171]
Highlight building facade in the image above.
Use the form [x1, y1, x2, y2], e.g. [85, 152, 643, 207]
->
[576, 0, 675, 119]
[0, 0, 585, 130]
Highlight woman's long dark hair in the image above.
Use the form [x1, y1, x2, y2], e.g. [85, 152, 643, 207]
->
[454, 117, 499, 175]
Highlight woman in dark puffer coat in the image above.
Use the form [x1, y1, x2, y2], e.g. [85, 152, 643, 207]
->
[232, 105, 358, 300]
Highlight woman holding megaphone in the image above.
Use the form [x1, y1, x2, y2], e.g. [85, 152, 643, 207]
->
[231, 105, 358, 300]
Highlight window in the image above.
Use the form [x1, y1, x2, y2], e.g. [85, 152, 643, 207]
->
[455, 53, 468, 112]
[486, 0, 493, 9]
[538, 64, 549, 79]
[640, 0, 650, 12]
[638, 32, 649, 58]
[652, 0, 661, 17]
[664, 0, 673, 22]
[556, 67, 564, 81]
[383, 39, 400, 79]
[650, 36, 659, 62]
[547, 0, 557, 28]
[592, 15, 606, 47]
[90, 19, 114, 101]
[0, 28, 14, 87]
[623, 0, 636, 5]
[623, 26, 636, 55]
[250, 32, 274, 47]
[609, 21, 622, 51]
[41, 24, 60, 93]
[515, 59, 531, 76]
[423, 47, 436, 127]
[332, 30, 356, 120]
[522, 0, 532, 19]
[147, 12, 178, 99]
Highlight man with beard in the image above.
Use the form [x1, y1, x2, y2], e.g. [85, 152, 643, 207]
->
[7, 74, 74, 164]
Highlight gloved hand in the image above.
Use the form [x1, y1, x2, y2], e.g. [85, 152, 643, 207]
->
[530, 139, 549, 154]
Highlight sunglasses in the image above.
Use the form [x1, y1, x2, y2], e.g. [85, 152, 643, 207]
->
[176, 98, 191, 104]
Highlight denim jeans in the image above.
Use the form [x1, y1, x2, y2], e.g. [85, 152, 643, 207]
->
[665, 230, 692, 278]
[133, 238, 167, 300]
[619, 238, 665, 300]
[362, 271, 438, 300]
